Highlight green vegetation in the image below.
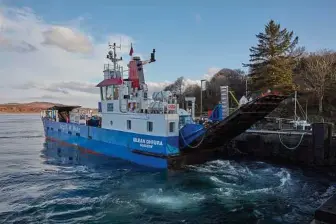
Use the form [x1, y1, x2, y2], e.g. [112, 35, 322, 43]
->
[243, 20, 300, 94]
[168, 19, 336, 122]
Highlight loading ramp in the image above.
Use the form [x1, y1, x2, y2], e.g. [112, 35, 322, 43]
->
[181, 94, 288, 151]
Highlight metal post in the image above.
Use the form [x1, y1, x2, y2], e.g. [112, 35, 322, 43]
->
[294, 91, 297, 121]
[192, 99, 195, 120]
[200, 79, 206, 117]
[185, 97, 196, 120]
[305, 99, 308, 121]
[245, 77, 248, 96]
[200, 88, 202, 117]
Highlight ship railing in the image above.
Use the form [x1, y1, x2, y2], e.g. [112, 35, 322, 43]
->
[104, 64, 125, 79]
[104, 63, 124, 72]
[104, 64, 115, 71]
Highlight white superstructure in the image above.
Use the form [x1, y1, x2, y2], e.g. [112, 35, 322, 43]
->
[96, 43, 181, 137]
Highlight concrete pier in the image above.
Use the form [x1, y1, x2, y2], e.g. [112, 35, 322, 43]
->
[311, 194, 336, 224]
[225, 123, 336, 224]
[228, 123, 336, 167]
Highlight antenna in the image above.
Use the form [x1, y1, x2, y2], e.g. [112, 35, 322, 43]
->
[149, 49, 156, 63]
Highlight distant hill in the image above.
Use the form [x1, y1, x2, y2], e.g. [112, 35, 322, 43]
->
[0, 102, 97, 114]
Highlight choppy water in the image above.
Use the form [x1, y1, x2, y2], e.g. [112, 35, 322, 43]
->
[0, 114, 335, 224]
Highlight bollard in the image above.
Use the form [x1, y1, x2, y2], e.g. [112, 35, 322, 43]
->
[312, 123, 333, 165]
[328, 123, 335, 165]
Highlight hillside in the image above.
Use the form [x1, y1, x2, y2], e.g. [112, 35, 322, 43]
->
[0, 102, 96, 114]
[0, 102, 56, 113]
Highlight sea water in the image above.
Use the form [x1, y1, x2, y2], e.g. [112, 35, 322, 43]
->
[0, 114, 335, 224]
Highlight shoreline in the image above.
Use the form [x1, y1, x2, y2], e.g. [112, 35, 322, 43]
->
[0, 112, 41, 115]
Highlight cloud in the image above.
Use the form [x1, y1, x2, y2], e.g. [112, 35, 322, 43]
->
[203, 67, 221, 80]
[146, 81, 171, 95]
[0, 5, 219, 108]
[145, 67, 221, 95]
[0, 37, 37, 52]
[0, 6, 134, 107]
[14, 81, 98, 95]
[183, 67, 221, 87]
[42, 26, 93, 53]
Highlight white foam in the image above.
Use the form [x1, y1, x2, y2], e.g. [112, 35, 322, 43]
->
[139, 189, 205, 210]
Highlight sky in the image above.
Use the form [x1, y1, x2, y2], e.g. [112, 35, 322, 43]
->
[0, 0, 335, 107]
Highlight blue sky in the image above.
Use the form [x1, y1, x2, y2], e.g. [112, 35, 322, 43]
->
[4, 0, 336, 81]
[0, 0, 335, 106]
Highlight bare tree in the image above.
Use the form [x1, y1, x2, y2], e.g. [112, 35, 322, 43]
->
[164, 77, 184, 94]
[164, 76, 185, 107]
[298, 50, 336, 114]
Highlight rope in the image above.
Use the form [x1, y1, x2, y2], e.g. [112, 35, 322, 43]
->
[278, 132, 305, 150]
[179, 128, 207, 149]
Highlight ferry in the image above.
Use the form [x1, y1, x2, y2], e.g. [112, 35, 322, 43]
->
[41, 43, 288, 169]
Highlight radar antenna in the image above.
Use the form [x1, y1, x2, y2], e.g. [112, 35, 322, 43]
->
[141, 49, 156, 65]
[106, 42, 123, 73]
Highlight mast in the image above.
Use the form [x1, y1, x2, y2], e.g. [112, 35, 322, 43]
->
[107, 42, 122, 76]
[113, 43, 117, 73]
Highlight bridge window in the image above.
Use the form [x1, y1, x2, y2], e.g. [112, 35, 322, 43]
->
[113, 87, 119, 100]
[106, 86, 113, 100]
[100, 87, 104, 100]
[147, 121, 153, 132]
[127, 120, 131, 130]
[169, 122, 175, 132]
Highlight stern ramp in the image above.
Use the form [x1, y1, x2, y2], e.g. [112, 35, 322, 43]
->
[180, 94, 288, 151]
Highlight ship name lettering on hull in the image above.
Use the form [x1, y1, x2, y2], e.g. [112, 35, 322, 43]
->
[133, 137, 163, 148]
[59, 123, 80, 133]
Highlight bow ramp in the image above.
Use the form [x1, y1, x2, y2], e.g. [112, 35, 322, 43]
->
[180, 94, 288, 151]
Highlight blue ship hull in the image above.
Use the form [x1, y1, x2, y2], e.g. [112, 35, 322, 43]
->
[42, 119, 180, 169]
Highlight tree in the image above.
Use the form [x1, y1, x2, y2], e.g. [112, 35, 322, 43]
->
[163, 69, 246, 113]
[207, 69, 246, 105]
[296, 50, 336, 114]
[164, 76, 185, 107]
[243, 20, 300, 93]
[164, 76, 184, 94]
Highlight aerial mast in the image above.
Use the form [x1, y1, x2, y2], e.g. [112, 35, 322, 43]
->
[107, 42, 122, 76]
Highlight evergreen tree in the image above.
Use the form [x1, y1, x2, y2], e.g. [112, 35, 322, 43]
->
[243, 20, 299, 94]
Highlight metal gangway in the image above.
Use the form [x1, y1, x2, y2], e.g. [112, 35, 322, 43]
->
[181, 94, 288, 151]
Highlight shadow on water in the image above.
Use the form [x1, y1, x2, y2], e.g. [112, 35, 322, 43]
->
[41, 140, 168, 173]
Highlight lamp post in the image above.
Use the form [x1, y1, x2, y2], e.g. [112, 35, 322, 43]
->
[200, 79, 206, 117]
[245, 77, 248, 97]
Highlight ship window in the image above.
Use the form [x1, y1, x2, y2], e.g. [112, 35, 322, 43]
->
[107, 103, 114, 112]
[113, 87, 119, 100]
[106, 86, 113, 100]
[147, 121, 153, 132]
[100, 87, 104, 100]
[169, 122, 175, 132]
[127, 120, 131, 130]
